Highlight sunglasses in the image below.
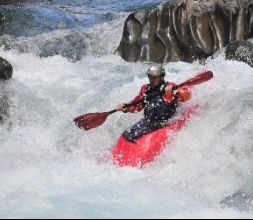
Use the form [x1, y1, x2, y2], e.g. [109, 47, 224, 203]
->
[148, 75, 160, 79]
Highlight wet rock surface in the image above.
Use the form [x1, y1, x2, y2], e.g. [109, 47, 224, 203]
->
[0, 57, 13, 80]
[116, 0, 253, 63]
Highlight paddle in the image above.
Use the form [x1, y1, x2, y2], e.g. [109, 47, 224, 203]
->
[73, 70, 213, 130]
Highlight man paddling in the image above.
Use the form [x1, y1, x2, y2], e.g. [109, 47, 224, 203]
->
[116, 64, 192, 143]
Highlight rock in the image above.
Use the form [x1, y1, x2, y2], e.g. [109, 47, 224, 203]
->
[0, 57, 13, 80]
[0, 12, 5, 33]
[0, 12, 5, 24]
[116, 0, 253, 63]
[225, 40, 253, 67]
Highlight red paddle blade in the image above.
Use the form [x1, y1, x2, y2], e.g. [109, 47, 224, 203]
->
[73, 112, 109, 130]
[179, 71, 213, 88]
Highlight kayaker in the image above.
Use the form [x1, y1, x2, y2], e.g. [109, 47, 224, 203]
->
[116, 64, 192, 143]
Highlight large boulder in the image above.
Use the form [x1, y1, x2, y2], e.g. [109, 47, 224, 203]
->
[225, 40, 253, 67]
[0, 57, 13, 80]
[116, 0, 253, 63]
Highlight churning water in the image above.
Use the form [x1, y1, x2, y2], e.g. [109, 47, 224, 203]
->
[0, 0, 253, 218]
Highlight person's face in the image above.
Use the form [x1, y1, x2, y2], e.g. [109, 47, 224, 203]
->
[148, 75, 163, 88]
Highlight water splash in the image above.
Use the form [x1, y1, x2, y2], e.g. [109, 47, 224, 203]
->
[0, 0, 253, 218]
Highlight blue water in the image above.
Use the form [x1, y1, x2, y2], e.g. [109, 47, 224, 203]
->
[0, 0, 253, 218]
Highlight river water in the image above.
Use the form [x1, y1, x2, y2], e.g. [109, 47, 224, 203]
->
[0, 0, 253, 218]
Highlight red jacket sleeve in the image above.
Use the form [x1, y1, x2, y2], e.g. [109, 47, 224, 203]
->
[125, 84, 148, 113]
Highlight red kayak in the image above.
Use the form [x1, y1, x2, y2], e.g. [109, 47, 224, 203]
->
[111, 104, 200, 167]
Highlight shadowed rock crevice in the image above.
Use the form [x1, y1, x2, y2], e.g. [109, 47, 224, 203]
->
[116, 0, 253, 63]
[0, 57, 13, 80]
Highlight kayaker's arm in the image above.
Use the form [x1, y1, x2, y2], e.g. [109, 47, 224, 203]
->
[116, 85, 148, 113]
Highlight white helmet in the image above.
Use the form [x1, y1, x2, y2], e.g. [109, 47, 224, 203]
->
[146, 64, 166, 76]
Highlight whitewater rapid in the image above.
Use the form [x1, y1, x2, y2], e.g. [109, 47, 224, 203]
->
[0, 7, 253, 220]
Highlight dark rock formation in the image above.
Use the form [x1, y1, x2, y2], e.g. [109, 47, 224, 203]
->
[116, 0, 253, 63]
[225, 40, 253, 67]
[0, 12, 5, 33]
[0, 57, 13, 80]
[0, 12, 4, 23]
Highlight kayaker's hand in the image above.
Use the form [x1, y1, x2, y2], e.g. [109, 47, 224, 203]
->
[164, 84, 173, 93]
[172, 90, 180, 98]
[116, 104, 127, 112]
[165, 85, 180, 97]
